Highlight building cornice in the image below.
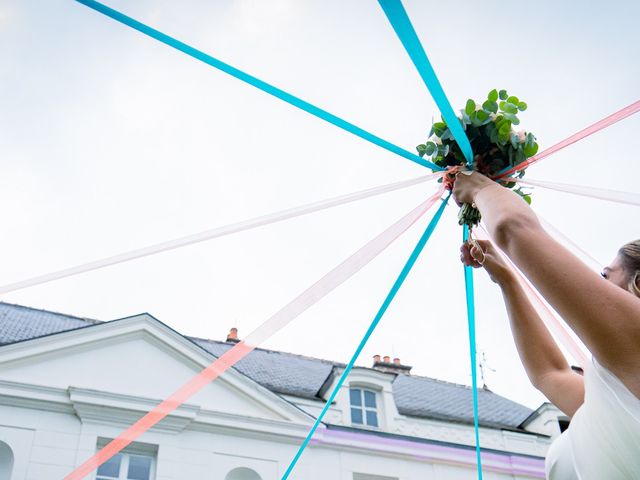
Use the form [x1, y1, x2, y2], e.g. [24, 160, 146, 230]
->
[317, 425, 546, 478]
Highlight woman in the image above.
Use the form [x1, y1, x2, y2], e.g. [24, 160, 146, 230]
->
[453, 171, 640, 479]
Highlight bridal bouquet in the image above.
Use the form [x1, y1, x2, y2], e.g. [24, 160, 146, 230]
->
[416, 89, 539, 227]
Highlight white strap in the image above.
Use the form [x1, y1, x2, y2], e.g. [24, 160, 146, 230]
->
[0, 173, 441, 295]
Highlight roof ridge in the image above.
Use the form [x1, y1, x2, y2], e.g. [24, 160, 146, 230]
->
[0, 301, 101, 324]
[400, 372, 479, 391]
[191, 336, 346, 367]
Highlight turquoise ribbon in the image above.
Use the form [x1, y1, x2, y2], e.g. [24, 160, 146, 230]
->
[381, 1, 481, 475]
[463, 224, 483, 479]
[281, 193, 450, 480]
[378, 0, 473, 166]
[75, 0, 442, 171]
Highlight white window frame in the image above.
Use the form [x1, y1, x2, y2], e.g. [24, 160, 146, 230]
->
[95, 440, 157, 480]
[349, 387, 379, 428]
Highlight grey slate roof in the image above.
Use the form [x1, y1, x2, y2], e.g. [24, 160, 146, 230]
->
[192, 338, 337, 400]
[0, 302, 99, 345]
[393, 373, 532, 429]
[0, 302, 533, 430]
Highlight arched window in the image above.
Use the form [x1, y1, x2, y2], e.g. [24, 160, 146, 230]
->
[224, 467, 262, 480]
[0, 441, 14, 480]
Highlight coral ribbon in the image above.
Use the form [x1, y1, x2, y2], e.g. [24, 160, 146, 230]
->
[495, 100, 640, 179]
[63, 189, 444, 480]
[282, 187, 448, 479]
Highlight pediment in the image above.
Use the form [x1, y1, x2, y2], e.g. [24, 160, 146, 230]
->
[0, 314, 313, 429]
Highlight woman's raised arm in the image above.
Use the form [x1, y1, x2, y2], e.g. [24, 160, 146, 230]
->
[454, 172, 640, 395]
[462, 239, 584, 417]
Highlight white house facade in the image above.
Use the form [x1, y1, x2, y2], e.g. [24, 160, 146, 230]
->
[0, 302, 562, 480]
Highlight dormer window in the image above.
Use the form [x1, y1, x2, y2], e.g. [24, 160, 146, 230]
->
[350, 388, 379, 427]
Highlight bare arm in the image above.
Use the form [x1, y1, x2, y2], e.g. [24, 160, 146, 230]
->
[455, 174, 640, 394]
[462, 240, 584, 417]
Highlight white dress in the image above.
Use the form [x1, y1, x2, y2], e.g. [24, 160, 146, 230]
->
[545, 359, 640, 479]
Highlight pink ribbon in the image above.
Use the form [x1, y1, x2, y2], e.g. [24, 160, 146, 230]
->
[495, 100, 640, 179]
[475, 226, 590, 367]
[515, 177, 640, 207]
[63, 187, 446, 480]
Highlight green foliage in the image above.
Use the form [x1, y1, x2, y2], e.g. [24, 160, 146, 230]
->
[465, 99, 476, 115]
[416, 88, 539, 228]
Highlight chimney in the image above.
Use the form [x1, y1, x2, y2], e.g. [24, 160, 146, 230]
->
[226, 327, 240, 343]
[372, 354, 412, 375]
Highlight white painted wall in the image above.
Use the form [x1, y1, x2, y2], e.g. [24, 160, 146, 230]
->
[0, 316, 549, 479]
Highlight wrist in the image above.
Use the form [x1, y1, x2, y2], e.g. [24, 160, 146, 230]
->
[472, 181, 502, 204]
[494, 268, 517, 287]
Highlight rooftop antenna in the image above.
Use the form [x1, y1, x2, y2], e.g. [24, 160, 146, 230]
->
[478, 350, 496, 391]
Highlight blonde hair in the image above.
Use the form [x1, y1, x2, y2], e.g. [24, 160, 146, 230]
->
[618, 240, 640, 297]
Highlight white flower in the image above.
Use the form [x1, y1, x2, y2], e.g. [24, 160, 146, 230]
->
[433, 136, 442, 145]
[516, 130, 526, 142]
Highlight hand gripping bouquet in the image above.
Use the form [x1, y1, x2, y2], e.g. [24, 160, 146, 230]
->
[416, 89, 539, 227]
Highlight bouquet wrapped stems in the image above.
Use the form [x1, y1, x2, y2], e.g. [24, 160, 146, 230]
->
[458, 202, 481, 227]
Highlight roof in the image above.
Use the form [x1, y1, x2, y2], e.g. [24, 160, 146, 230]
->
[0, 301, 533, 430]
[0, 302, 100, 345]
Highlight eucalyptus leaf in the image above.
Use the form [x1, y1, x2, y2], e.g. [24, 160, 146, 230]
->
[510, 134, 519, 149]
[482, 100, 498, 113]
[524, 142, 539, 157]
[504, 113, 520, 125]
[502, 103, 518, 114]
[498, 121, 512, 136]
[465, 99, 476, 115]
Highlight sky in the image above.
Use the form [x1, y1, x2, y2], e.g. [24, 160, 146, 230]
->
[1, 0, 639, 409]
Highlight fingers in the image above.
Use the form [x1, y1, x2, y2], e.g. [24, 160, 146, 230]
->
[459, 243, 483, 268]
[470, 244, 485, 265]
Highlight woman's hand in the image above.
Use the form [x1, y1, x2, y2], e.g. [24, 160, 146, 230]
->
[460, 238, 514, 285]
[452, 171, 497, 205]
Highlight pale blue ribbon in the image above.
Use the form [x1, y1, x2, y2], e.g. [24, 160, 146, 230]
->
[463, 224, 483, 479]
[380, 1, 482, 477]
[378, 0, 473, 166]
[282, 193, 450, 479]
[76, 0, 442, 171]
[77, 1, 483, 478]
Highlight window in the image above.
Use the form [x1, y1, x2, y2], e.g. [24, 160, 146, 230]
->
[353, 474, 398, 480]
[96, 452, 155, 480]
[0, 441, 14, 480]
[349, 388, 379, 427]
[225, 467, 262, 480]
